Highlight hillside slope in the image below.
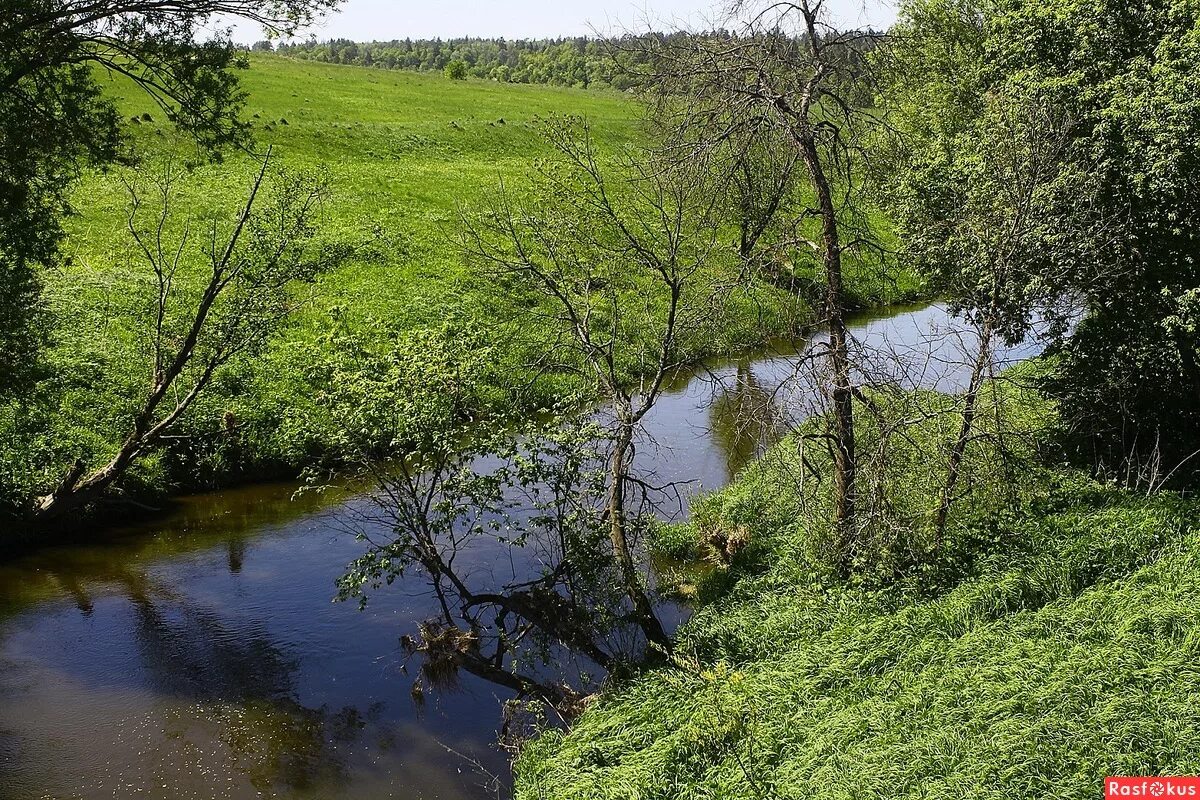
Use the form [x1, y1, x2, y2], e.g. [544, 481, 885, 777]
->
[4, 57, 797, 523]
[516, 396, 1200, 798]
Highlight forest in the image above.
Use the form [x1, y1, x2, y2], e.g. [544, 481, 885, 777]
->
[1, 0, 1198, 798]
[272, 35, 658, 88]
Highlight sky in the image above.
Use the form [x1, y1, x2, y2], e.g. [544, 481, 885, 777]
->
[222, 0, 898, 44]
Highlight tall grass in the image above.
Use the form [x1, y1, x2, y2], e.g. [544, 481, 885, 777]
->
[516, 375, 1200, 799]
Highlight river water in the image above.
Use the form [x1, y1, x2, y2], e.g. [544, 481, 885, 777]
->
[0, 303, 1045, 800]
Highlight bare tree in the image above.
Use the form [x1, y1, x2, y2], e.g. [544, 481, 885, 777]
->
[34, 150, 331, 520]
[648, 100, 799, 266]
[458, 116, 743, 650]
[636, 2, 888, 563]
[333, 116, 754, 725]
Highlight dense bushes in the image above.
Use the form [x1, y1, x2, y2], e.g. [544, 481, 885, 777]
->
[883, 0, 1200, 488]
[1014, 0, 1200, 486]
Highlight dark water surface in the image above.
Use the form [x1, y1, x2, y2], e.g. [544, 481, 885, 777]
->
[0, 304, 1045, 800]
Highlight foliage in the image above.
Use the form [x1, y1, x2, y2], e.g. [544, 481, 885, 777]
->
[0, 0, 340, 401]
[309, 316, 500, 461]
[882, 0, 1200, 484]
[273, 30, 892, 94]
[0, 59, 116, 399]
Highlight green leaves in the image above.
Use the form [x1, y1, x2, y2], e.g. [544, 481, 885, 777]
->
[884, 0, 1200, 483]
[310, 317, 496, 460]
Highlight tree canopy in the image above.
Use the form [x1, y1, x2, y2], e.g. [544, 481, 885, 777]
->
[0, 0, 340, 399]
[885, 0, 1200, 484]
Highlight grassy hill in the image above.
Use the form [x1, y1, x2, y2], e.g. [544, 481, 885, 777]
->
[520, 479, 1200, 799]
[64, 53, 645, 343]
[4, 56, 819, 523]
[514, 380, 1200, 799]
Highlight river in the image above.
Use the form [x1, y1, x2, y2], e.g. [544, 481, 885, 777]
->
[0, 303, 1046, 800]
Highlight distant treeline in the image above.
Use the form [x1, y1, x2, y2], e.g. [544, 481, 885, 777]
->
[264, 35, 660, 89]
[262, 32, 885, 90]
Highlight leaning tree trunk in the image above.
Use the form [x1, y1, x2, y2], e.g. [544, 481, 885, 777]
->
[34, 434, 143, 520]
[32, 156, 272, 523]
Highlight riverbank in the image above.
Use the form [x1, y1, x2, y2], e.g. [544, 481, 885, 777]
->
[0, 54, 921, 550]
[514, 366, 1200, 799]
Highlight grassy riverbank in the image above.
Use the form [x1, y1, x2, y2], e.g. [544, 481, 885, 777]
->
[0, 55, 921, 540]
[0, 54, 921, 537]
[515, 368, 1200, 798]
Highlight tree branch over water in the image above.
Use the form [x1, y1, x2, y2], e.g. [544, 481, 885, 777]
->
[34, 150, 333, 520]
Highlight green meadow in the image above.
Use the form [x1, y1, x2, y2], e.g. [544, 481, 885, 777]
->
[66, 52, 645, 338]
[9, 55, 839, 515]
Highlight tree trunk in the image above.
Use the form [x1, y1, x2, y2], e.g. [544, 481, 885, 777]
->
[33, 423, 151, 519]
[31, 156, 271, 523]
[934, 320, 994, 545]
[795, 126, 857, 561]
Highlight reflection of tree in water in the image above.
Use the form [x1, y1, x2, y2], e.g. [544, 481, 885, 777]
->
[227, 537, 246, 573]
[125, 585, 296, 704]
[340, 421, 678, 731]
[35, 561, 377, 796]
[214, 699, 381, 796]
[708, 360, 789, 479]
[5, 479, 338, 613]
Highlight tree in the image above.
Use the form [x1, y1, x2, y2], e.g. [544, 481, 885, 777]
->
[0, 0, 341, 400]
[444, 58, 468, 80]
[460, 118, 732, 650]
[33, 151, 332, 521]
[1027, 0, 1200, 486]
[641, 2, 887, 565]
[334, 117, 755, 717]
[886, 0, 1200, 489]
[880, 1, 1101, 540]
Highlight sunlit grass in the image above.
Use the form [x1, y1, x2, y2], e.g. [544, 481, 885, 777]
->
[516, 379, 1200, 799]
